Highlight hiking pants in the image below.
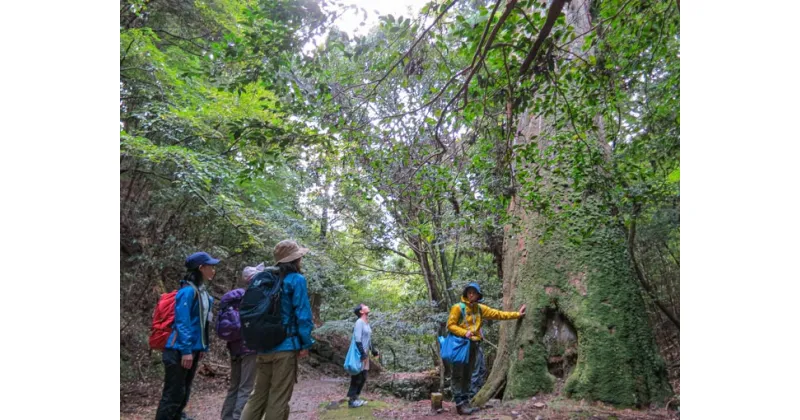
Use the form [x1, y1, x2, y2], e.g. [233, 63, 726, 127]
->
[450, 341, 479, 407]
[221, 353, 257, 420]
[240, 351, 297, 420]
[347, 370, 369, 401]
[155, 349, 201, 420]
[469, 343, 487, 399]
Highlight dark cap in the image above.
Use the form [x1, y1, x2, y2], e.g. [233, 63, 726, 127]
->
[185, 252, 220, 270]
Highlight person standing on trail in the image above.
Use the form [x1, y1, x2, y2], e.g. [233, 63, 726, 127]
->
[447, 282, 526, 415]
[240, 240, 315, 420]
[155, 251, 219, 420]
[347, 303, 379, 408]
[218, 264, 264, 420]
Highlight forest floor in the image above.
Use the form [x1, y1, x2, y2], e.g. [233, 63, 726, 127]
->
[121, 368, 678, 420]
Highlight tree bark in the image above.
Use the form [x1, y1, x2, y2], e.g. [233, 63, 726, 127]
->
[310, 292, 323, 327]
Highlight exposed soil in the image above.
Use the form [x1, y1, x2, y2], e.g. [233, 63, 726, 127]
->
[121, 369, 678, 420]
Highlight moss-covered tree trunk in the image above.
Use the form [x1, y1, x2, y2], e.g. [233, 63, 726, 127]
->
[477, 148, 672, 408]
[474, 0, 671, 408]
[499, 204, 671, 406]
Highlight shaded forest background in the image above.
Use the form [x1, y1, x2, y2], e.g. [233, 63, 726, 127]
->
[121, 0, 678, 408]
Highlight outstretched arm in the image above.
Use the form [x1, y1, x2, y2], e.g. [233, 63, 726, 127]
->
[479, 303, 526, 321]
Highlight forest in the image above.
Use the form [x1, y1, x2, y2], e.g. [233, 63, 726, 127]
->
[120, 0, 679, 418]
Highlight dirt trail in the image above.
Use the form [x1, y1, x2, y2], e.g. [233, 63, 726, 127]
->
[121, 375, 347, 420]
[121, 373, 678, 420]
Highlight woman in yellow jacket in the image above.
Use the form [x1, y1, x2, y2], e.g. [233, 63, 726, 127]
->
[447, 282, 526, 415]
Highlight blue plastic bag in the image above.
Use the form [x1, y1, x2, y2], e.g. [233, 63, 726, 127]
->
[439, 334, 470, 364]
[439, 303, 474, 364]
[343, 335, 363, 375]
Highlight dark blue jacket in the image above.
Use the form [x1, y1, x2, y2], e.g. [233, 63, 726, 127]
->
[260, 272, 315, 353]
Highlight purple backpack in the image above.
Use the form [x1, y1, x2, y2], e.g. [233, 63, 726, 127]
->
[217, 289, 245, 342]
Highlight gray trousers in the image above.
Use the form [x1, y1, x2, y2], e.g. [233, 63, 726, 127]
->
[450, 341, 479, 406]
[469, 343, 487, 399]
[220, 354, 257, 420]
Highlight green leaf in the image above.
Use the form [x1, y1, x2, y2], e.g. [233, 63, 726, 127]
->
[667, 167, 680, 184]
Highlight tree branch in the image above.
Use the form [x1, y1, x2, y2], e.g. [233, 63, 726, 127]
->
[469, 0, 503, 72]
[350, 258, 422, 276]
[364, 244, 415, 262]
[519, 0, 566, 78]
[627, 219, 680, 329]
[368, 0, 461, 95]
[461, 0, 518, 107]
[188, 186, 249, 236]
[376, 67, 470, 122]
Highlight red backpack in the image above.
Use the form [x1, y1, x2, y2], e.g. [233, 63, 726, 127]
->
[149, 285, 201, 350]
[149, 290, 178, 350]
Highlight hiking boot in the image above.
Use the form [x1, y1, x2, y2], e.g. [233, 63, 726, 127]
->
[456, 403, 477, 415]
[348, 399, 367, 408]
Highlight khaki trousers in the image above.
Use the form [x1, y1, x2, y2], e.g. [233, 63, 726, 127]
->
[240, 351, 297, 420]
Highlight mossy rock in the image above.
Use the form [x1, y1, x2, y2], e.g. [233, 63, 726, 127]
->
[318, 399, 389, 420]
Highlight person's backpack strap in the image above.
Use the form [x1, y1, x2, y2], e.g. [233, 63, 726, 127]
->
[458, 302, 478, 334]
[183, 282, 204, 347]
[184, 281, 201, 301]
[184, 282, 202, 321]
[172, 283, 200, 328]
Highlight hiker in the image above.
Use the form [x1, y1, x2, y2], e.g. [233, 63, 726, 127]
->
[240, 240, 315, 420]
[155, 252, 219, 420]
[447, 282, 526, 415]
[218, 264, 264, 420]
[347, 303, 379, 408]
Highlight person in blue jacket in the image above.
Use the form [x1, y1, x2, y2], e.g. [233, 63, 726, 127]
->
[240, 240, 315, 420]
[155, 251, 219, 420]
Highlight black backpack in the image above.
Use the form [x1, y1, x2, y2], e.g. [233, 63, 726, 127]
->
[240, 268, 288, 351]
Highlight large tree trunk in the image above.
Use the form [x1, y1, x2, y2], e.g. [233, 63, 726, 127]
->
[472, 202, 528, 403]
[496, 202, 671, 406]
[475, 0, 671, 408]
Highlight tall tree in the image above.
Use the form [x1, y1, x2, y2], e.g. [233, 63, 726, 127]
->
[474, 0, 677, 406]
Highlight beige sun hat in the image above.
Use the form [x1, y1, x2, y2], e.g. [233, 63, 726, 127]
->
[274, 240, 310, 264]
